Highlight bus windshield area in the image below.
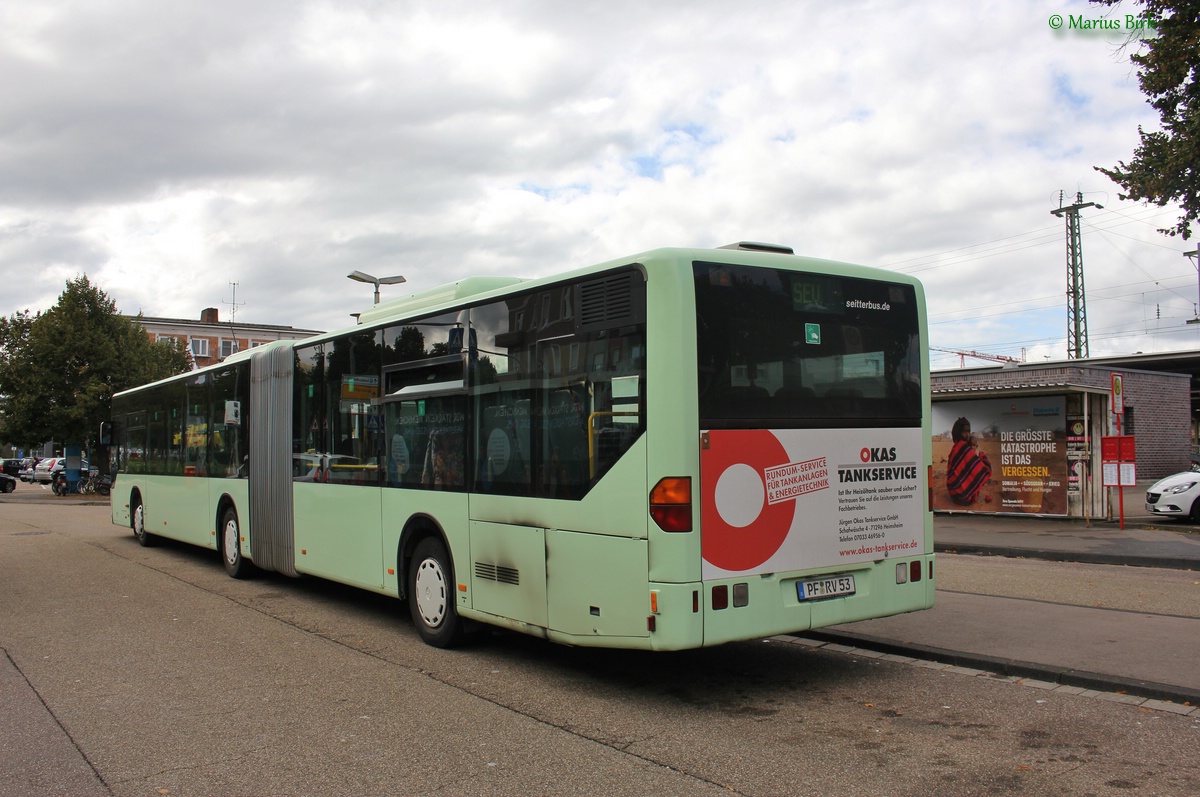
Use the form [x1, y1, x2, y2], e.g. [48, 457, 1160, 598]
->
[694, 262, 922, 428]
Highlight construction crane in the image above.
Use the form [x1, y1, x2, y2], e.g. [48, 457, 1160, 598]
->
[931, 347, 1025, 368]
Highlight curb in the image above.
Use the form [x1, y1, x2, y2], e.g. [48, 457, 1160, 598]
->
[0, 494, 110, 507]
[934, 542, 1200, 571]
[805, 628, 1200, 707]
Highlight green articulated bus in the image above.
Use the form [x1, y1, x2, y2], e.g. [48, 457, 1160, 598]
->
[110, 243, 935, 650]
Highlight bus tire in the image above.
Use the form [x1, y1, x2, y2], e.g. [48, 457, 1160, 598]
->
[220, 506, 253, 579]
[132, 499, 155, 547]
[407, 536, 464, 648]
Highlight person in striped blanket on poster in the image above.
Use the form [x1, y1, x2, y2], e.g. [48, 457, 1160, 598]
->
[947, 416, 991, 505]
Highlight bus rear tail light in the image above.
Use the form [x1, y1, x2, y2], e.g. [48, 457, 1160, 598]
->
[709, 583, 747, 609]
[896, 561, 924, 584]
[650, 477, 692, 532]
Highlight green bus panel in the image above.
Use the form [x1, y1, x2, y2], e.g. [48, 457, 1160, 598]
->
[468, 521, 548, 630]
[144, 475, 215, 550]
[545, 529, 649, 642]
[293, 482, 384, 591]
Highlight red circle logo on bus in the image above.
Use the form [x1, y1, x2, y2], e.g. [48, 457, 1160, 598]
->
[860, 447, 871, 462]
[701, 430, 796, 572]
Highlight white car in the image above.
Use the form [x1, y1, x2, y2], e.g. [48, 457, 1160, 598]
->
[32, 457, 89, 484]
[33, 458, 60, 483]
[1145, 470, 1200, 521]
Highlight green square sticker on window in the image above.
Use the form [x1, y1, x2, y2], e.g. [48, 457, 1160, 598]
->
[805, 323, 821, 344]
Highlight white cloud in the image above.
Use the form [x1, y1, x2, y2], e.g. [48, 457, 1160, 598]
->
[1, 0, 1195, 367]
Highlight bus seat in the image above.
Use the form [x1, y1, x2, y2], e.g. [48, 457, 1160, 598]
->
[774, 387, 815, 400]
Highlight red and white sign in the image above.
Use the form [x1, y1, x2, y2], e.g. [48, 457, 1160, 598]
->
[699, 427, 925, 578]
[1101, 434, 1137, 487]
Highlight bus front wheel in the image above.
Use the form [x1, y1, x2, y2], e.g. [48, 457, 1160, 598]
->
[132, 500, 155, 547]
[407, 536, 465, 648]
[220, 507, 253, 579]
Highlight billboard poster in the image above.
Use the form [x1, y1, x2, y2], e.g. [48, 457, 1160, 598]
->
[699, 427, 925, 579]
[932, 397, 1068, 516]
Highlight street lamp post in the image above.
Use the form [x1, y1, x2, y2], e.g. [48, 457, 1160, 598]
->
[347, 270, 406, 304]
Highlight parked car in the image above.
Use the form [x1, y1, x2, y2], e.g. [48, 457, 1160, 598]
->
[0, 471, 15, 493]
[33, 458, 59, 483]
[33, 457, 88, 482]
[0, 458, 20, 477]
[1145, 470, 1200, 521]
[34, 457, 93, 484]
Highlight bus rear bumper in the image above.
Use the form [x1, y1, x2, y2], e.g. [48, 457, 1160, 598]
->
[699, 554, 936, 647]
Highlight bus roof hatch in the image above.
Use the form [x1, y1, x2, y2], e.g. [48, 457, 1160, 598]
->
[717, 241, 795, 255]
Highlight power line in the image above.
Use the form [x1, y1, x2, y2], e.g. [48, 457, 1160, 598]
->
[882, 205, 1177, 275]
[895, 201, 1193, 360]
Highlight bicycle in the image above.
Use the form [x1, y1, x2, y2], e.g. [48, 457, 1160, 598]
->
[52, 471, 110, 496]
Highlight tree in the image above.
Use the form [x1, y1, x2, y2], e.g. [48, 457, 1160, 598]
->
[0, 276, 191, 452]
[1093, 0, 1200, 239]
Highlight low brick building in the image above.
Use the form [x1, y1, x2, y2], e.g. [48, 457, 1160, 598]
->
[932, 359, 1191, 519]
[131, 308, 323, 369]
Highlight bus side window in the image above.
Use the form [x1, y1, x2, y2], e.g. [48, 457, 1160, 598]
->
[585, 370, 642, 484]
[388, 429, 412, 485]
[385, 396, 466, 491]
[475, 398, 532, 495]
[542, 387, 588, 497]
[421, 426, 464, 489]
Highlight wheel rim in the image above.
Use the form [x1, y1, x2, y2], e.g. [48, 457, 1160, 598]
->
[133, 504, 145, 540]
[223, 516, 239, 566]
[414, 557, 448, 628]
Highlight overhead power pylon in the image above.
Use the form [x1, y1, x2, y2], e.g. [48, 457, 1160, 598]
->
[1051, 191, 1102, 359]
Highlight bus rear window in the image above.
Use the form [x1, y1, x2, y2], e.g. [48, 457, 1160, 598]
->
[694, 262, 921, 428]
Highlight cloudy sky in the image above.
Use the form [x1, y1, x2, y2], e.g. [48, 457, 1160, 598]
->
[2, 0, 1195, 369]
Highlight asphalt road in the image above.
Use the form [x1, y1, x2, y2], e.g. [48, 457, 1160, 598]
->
[2, 500, 1199, 796]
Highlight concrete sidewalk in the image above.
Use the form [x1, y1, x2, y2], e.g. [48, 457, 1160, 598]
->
[806, 511, 1200, 708]
[933, 510, 1200, 570]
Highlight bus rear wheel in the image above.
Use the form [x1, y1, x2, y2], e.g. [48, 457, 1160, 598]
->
[407, 536, 465, 648]
[220, 507, 253, 579]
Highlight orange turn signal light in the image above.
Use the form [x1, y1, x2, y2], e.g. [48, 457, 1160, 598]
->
[649, 477, 692, 532]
